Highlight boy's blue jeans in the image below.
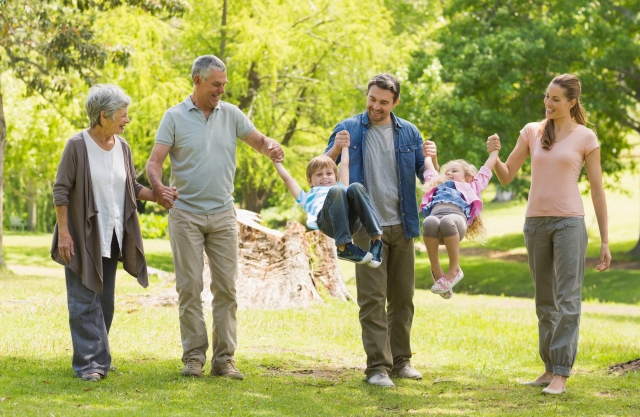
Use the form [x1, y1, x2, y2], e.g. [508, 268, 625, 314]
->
[316, 183, 382, 247]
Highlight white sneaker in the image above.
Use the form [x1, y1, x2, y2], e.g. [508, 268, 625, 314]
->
[392, 365, 423, 379]
[367, 373, 395, 387]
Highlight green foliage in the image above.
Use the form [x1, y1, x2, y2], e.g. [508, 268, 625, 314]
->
[401, 0, 639, 196]
[260, 203, 307, 231]
[2, 72, 79, 232]
[138, 212, 168, 239]
[175, 0, 403, 212]
[93, 6, 190, 188]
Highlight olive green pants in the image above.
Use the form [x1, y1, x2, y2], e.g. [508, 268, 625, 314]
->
[353, 224, 415, 378]
[524, 216, 587, 378]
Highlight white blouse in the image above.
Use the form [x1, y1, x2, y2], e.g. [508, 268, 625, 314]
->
[83, 130, 126, 258]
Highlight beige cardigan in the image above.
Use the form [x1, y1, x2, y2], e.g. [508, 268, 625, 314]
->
[51, 131, 148, 293]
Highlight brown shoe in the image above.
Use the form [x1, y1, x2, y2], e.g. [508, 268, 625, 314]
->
[181, 358, 203, 377]
[212, 360, 244, 380]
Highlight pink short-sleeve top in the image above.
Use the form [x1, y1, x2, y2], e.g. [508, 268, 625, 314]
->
[521, 122, 599, 217]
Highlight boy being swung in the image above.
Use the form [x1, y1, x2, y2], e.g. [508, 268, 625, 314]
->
[273, 134, 383, 266]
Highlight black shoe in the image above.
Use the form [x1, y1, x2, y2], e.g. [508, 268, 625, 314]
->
[368, 239, 383, 268]
[337, 243, 373, 264]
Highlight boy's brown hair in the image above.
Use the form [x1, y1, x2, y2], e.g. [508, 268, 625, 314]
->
[306, 155, 338, 185]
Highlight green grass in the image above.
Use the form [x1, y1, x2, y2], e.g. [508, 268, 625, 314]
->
[1, 265, 639, 417]
[1, 169, 639, 416]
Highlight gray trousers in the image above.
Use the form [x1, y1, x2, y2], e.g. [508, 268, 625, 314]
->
[169, 207, 238, 369]
[523, 216, 587, 377]
[65, 233, 119, 377]
[353, 224, 415, 378]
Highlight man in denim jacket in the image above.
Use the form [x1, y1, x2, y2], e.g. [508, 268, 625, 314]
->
[325, 74, 431, 387]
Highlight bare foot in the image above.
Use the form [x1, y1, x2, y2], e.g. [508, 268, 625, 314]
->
[543, 375, 567, 393]
[522, 371, 553, 386]
[534, 371, 554, 384]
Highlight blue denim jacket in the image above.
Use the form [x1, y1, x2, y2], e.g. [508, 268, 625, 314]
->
[324, 111, 425, 239]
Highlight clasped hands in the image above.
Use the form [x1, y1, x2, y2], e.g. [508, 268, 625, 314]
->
[154, 186, 180, 210]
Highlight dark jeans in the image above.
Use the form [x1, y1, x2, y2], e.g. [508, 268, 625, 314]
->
[316, 183, 383, 246]
[65, 233, 119, 377]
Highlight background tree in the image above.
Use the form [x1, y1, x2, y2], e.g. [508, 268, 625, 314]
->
[0, 0, 186, 266]
[401, 0, 637, 199]
[2, 72, 81, 232]
[175, 0, 406, 212]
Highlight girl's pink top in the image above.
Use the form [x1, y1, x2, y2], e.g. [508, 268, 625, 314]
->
[521, 122, 599, 217]
[419, 166, 493, 225]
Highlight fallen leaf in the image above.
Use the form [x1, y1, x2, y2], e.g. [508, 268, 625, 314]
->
[83, 388, 93, 392]
[42, 380, 50, 385]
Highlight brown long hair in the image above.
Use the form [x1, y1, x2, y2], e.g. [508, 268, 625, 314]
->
[540, 73, 588, 150]
[424, 159, 485, 241]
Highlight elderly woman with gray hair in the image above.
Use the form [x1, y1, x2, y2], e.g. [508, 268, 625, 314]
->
[51, 84, 177, 381]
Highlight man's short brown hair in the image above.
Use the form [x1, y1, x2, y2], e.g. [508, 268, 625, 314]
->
[367, 73, 400, 102]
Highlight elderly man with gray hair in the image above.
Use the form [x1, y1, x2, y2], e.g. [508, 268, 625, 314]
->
[51, 84, 176, 381]
[146, 55, 284, 379]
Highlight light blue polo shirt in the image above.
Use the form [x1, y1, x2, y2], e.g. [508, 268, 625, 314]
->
[155, 97, 255, 214]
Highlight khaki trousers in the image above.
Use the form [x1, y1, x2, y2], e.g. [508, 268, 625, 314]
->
[524, 216, 587, 377]
[169, 208, 238, 368]
[353, 224, 415, 378]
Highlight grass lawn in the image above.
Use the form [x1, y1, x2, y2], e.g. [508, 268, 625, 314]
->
[1, 261, 639, 417]
[1, 169, 639, 416]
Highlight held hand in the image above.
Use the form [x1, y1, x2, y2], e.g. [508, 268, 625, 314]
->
[335, 130, 350, 150]
[596, 243, 612, 271]
[160, 186, 179, 206]
[268, 142, 284, 163]
[154, 185, 174, 210]
[58, 231, 75, 264]
[487, 134, 501, 153]
[422, 140, 437, 158]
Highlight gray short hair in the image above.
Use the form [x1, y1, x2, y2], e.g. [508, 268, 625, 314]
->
[367, 74, 400, 102]
[85, 84, 131, 127]
[191, 55, 226, 82]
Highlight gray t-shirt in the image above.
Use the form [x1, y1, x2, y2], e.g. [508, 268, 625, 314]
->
[155, 97, 255, 214]
[364, 122, 401, 225]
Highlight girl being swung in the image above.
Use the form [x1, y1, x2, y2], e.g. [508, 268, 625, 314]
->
[420, 144, 499, 298]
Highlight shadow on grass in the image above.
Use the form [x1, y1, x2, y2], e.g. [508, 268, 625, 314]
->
[416, 254, 640, 305]
[3, 245, 175, 273]
[144, 253, 175, 273]
[0, 355, 447, 417]
[2, 355, 640, 416]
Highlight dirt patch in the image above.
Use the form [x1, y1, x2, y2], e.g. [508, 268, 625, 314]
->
[608, 358, 640, 374]
[261, 365, 359, 382]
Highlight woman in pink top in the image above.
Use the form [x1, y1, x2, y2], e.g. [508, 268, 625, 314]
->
[487, 74, 611, 395]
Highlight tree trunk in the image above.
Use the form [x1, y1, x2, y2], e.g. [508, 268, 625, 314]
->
[141, 210, 354, 309]
[629, 237, 640, 258]
[27, 177, 37, 232]
[242, 182, 270, 214]
[492, 186, 514, 202]
[219, 0, 227, 59]
[630, 174, 640, 258]
[0, 77, 7, 267]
